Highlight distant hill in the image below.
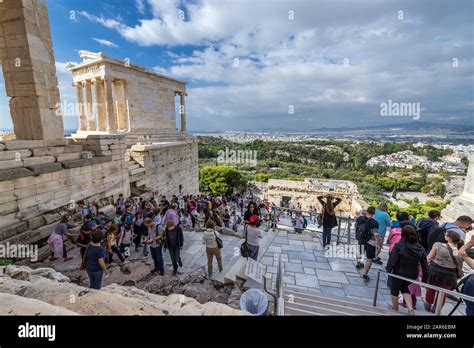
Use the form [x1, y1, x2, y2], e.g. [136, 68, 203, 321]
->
[311, 121, 474, 133]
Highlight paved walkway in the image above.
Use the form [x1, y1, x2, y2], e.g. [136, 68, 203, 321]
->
[44, 217, 466, 316]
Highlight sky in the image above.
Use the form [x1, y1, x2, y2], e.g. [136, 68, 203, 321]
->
[0, 0, 473, 131]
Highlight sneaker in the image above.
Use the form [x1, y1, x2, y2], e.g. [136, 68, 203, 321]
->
[178, 259, 183, 267]
[408, 309, 416, 316]
[173, 270, 178, 276]
[362, 274, 370, 282]
[373, 258, 383, 265]
[49, 256, 58, 261]
[355, 262, 364, 269]
[151, 269, 158, 273]
[63, 256, 73, 261]
[430, 305, 436, 313]
[159, 271, 164, 276]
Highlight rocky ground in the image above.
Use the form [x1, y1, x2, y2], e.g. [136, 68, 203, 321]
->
[0, 264, 245, 315]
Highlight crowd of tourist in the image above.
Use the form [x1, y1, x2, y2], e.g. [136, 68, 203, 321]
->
[47, 191, 474, 316]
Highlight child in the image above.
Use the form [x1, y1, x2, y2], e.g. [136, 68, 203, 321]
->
[77, 224, 92, 261]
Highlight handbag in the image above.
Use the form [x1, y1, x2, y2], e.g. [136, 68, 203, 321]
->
[79, 245, 90, 270]
[214, 231, 223, 249]
[317, 207, 325, 226]
[446, 244, 464, 278]
[240, 225, 249, 258]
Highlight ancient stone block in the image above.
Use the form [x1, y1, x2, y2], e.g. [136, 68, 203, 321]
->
[0, 149, 32, 161]
[4, 140, 44, 150]
[60, 159, 85, 169]
[0, 201, 18, 215]
[0, 222, 27, 242]
[26, 216, 44, 231]
[32, 146, 64, 157]
[55, 152, 81, 162]
[28, 162, 62, 175]
[62, 145, 83, 153]
[22, 155, 56, 167]
[0, 167, 34, 181]
[0, 159, 23, 171]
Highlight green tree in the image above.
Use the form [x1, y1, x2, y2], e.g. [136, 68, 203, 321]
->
[199, 166, 247, 195]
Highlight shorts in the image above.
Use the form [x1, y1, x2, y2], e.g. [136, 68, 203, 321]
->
[390, 276, 411, 297]
[364, 243, 376, 259]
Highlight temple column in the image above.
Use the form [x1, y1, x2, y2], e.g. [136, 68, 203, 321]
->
[84, 80, 96, 131]
[74, 82, 87, 131]
[114, 80, 127, 131]
[94, 78, 106, 131]
[179, 92, 187, 132]
[104, 77, 117, 132]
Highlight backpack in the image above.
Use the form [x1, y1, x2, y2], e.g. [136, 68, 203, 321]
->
[427, 225, 447, 252]
[355, 216, 372, 245]
[415, 219, 431, 250]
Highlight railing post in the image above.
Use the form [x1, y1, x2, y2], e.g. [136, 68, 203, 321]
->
[347, 217, 352, 245]
[336, 218, 341, 245]
[373, 269, 381, 307]
[435, 291, 444, 316]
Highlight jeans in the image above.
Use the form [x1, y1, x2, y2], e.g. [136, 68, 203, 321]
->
[168, 247, 181, 271]
[150, 245, 164, 273]
[248, 244, 259, 261]
[87, 270, 103, 290]
[322, 226, 332, 246]
[206, 247, 223, 275]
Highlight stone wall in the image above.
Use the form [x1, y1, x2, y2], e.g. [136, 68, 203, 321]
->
[130, 138, 199, 196]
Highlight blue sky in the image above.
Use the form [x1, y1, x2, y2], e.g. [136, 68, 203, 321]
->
[1, 0, 473, 131]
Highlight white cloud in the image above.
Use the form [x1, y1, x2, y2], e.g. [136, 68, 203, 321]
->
[75, 0, 474, 129]
[92, 37, 119, 48]
[135, 0, 146, 15]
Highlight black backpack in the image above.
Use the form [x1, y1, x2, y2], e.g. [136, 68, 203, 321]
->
[427, 225, 447, 253]
[355, 216, 372, 245]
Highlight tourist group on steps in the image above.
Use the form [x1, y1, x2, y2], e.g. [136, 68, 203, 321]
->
[47, 192, 474, 316]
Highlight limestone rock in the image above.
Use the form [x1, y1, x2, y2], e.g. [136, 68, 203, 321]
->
[227, 286, 242, 309]
[4, 264, 31, 281]
[0, 293, 78, 315]
[30, 267, 71, 282]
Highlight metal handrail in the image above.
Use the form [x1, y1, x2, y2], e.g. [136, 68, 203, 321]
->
[275, 253, 284, 316]
[373, 269, 474, 315]
[267, 206, 353, 245]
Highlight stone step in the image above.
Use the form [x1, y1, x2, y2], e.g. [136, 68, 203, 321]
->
[223, 257, 247, 284]
[128, 163, 140, 171]
[130, 167, 146, 176]
[283, 286, 401, 316]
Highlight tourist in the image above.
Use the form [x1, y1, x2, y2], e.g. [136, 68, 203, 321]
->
[133, 212, 144, 251]
[222, 208, 231, 228]
[77, 200, 90, 222]
[76, 223, 93, 261]
[387, 212, 411, 253]
[427, 215, 473, 252]
[246, 215, 263, 261]
[47, 214, 76, 262]
[164, 220, 184, 275]
[425, 230, 465, 313]
[106, 225, 125, 264]
[386, 225, 429, 315]
[374, 202, 391, 246]
[115, 194, 125, 215]
[188, 199, 198, 228]
[85, 230, 108, 290]
[144, 218, 165, 275]
[163, 203, 179, 226]
[416, 210, 441, 251]
[202, 220, 223, 276]
[354, 206, 380, 282]
[244, 201, 260, 227]
[459, 236, 474, 316]
[294, 211, 305, 234]
[317, 194, 342, 248]
[231, 210, 240, 232]
[118, 224, 133, 257]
